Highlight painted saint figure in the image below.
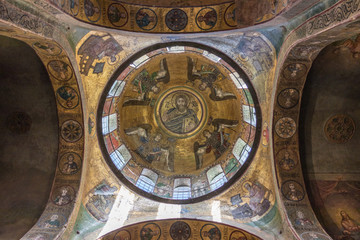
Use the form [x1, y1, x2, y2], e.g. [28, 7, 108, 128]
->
[84, 0, 100, 17]
[340, 210, 360, 236]
[34, 42, 58, 55]
[203, 227, 221, 240]
[285, 183, 303, 201]
[194, 119, 238, 169]
[197, 9, 217, 27]
[62, 154, 79, 174]
[294, 210, 313, 226]
[136, 9, 156, 28]
[279, 150, 296, 170]
[187, 57, 236, 101]
[140, 227, 159, 240]
[244, 182, 271, 216]
[231, 181, 271, 219]
[49, 61, 70, 80]
[125, 125, 172, 171]
[108, 5, 127, 24]
[162, 94, 199, 134]
[57, 86, 77, 108]
[123, 58, 169, 107]
[44, 215, 60, 228]
[53, 187, 72, 205]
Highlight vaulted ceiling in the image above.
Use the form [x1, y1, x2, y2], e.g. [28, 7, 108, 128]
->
[0, 0, 360, 240]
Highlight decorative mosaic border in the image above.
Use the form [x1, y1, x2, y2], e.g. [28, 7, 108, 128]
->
[48, 0, 288, 33]
[98, 218, 262, 240]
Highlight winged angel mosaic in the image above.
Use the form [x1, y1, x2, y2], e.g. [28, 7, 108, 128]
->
[113, 47, 255, 179]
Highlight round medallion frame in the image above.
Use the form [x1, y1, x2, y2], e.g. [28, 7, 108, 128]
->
[97, 42, 262, 204]
[155, 86, 208, 138]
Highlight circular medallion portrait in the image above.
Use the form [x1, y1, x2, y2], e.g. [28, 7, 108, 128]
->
[277, 88, 299, 109]
[56, 86, 79, 109]
[114, 230, 131, 240]
[33, 41, 62, 56]
[229, 231, 247, 240]
[99, 43, 260, 203]
[200, 224, 221, 240]
[196, 7, 217, 30]
[224, 3, 236, 27]
[281, 180, 305, 202]
[156, 87, 207, 137]
[58, 152, 82, 175]
[140, 223, 161, 240]
[48, 60, 73, 81]
[108, 3, 128, 27]
[283, 63, 307, 81]
[84, 0, 101, 23]
[136, 8, 157, 31]
[51, 185, 75, 206]
[276, 148, 298, 171]
[70, 0, 79, 16]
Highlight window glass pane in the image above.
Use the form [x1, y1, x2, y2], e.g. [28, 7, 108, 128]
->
[136, 175, 155, 193]
[173, 186, 191, 200]
[102, 116, 109, 135]
[210, 172, 227, 191]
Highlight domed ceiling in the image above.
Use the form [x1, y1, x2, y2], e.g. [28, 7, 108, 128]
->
[99, 43, 260, 203]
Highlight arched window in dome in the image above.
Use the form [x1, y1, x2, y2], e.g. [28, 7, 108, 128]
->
[207, 165, 227, 191]
[109, 144, 131, 170]
[102, 113, 117, 135]
[242, 105, 256, 127]
[108, 80, 125, 97]
[136, 169, 158, 193]
[173, 178, 191, 200]
[233, 138, 252, 165]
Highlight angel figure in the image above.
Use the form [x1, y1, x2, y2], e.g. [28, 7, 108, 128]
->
[194, 118, 238, 169]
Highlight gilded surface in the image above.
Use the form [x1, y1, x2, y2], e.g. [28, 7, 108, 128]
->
[117, 52, 246, 176]
[49, 0, 288, 33]
[99, 219, 262, 240]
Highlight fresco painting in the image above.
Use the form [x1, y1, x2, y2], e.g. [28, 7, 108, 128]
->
[308, 180, 360, 240]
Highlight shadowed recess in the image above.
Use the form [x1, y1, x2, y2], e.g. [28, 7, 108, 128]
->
[0, 35, 59, 240]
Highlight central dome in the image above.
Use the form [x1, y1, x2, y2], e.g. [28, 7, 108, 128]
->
[99, 43, 260, 203]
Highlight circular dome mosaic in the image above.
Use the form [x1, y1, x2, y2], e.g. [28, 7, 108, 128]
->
[99, 43, 260, 203]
